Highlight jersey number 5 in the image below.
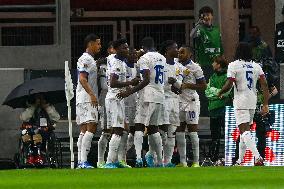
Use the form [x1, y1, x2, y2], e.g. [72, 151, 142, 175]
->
[246, 70, 253, 90]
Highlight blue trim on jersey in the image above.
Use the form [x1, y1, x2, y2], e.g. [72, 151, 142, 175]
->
[183, 59, 193, 66]
[78, 70, 89, 76]
[196, 76, 205, 81]
[140, 69, 150, 75]
[111, 73, 119, 79]
[115, 54, 127, 62]
[166, 59, 175, 65]
[126, 62, 134, 68]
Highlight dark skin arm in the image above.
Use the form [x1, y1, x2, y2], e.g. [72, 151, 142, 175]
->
[79, 72, 98, 107]
[217, 79, 233, 98]
[116, 70, 150, 99]
[109, 73, 139, 88]
[181, 79, 207, 91]
[259, 76, 269, 114]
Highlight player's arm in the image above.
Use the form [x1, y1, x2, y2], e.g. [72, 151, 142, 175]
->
[217, 78, 234, 98]
[116, 69, 150, 99]
[109, 73, 135, 88]
[259, 75, 270, 114]
[269, 85, 278, 99]
[181, 78, 207, 91]
[79, 72, 98, 107]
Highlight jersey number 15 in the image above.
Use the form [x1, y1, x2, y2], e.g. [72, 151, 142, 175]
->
[246, 70, 253, 90]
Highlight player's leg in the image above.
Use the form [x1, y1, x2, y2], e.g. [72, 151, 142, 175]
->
[147, 103, 164, 167]
[76, 103, 98, 169]
[237, 109, 263, 165]
[127, 126, 135, 152]
[133, 101, 147, 167]
[186, 101, 200, 167]
[97, 129, 111, 168]
[104, 99, 125, 168]
[163, 98, 179, 167]
[97, 100, 110, 168]
[176, 120, 187, 167]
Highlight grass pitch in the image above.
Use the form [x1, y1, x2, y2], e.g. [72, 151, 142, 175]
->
[0, 166, 283, 189]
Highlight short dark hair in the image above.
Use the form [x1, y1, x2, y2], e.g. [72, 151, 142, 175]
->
[213, 55, 228, 69]
[84, 33, 100, 49]
[234, 42, 253, 61]
[159, 40, 176, 55]
[180, 45, 193, 54]
[199, 6, 213, 17]
[113, 38, 127, 49]
[107, 41, 114, 48]
[141, 37, 155, 49]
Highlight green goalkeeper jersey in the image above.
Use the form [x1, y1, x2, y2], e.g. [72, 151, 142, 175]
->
[195, 25, 223, 66]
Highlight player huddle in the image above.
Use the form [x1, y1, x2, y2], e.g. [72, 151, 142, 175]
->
[75, 34, 269, 169]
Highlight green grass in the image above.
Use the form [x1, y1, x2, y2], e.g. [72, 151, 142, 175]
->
[0, 167, 284, 189]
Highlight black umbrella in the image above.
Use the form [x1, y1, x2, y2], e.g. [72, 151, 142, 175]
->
[2, 77, 66, 109]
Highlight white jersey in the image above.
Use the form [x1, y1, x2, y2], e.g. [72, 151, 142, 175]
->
[164, 60, 183, 98]
[105, 56, 127, 100]
[227, 60, 265, 109]
[125, 63, 138, 107]
[106, 54, 116, 86]
[76, 52, 98, 104]
[179, 60, 204, 102]
[138, 52, 166, 104]
[99, 64, 108, 91]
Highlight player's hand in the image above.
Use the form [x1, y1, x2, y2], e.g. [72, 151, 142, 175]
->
[116, 90, 131, 99]
[168, 77, 177, 85]
[90, 94, 98, 107]
[171, 86, 182, 95]
[181, 83, 192, 90]
[130, 77, 140, 86]
[217, 92, 223, 99]
[261, 104, 269, 115]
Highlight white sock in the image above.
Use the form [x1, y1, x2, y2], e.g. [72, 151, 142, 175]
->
[159, 129, 168, 151]
[77, 132, 84, 164]
[106, 134, 121, 163]
[241, 131, 260, 160]
[81, 131, 94, 163]
[237, 136, 247, 164]
[189, 132, 199, 163]
[176, 132, 186, 164]
[163, 125, 176, 164]
[149, 132, 163, 165]
[97, 132, 110, 164]
[126, 133, 134, 152]
[118, 131, 128, 162]
[134, 131, 143, 160]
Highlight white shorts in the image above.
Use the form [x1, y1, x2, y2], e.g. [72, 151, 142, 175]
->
[179, 100, 200, 125]
[125, 106, 136, 127]
[235, 109, 255, 126]
[76, 102, 98, 125]
[135, 102, 164, 126]
[105, 98, 125, 128]
[163, 97, 180, 126]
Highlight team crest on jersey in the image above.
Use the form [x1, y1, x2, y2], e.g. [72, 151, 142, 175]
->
[183, 68, 190, 76]
[175, 68, 180, 76]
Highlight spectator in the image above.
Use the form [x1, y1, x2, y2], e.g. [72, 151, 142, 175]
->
[192, 6, 224, 81]
[20, 94, 60, 166]
[248, 26, 272, 62]
[205, 56, 231, 162]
